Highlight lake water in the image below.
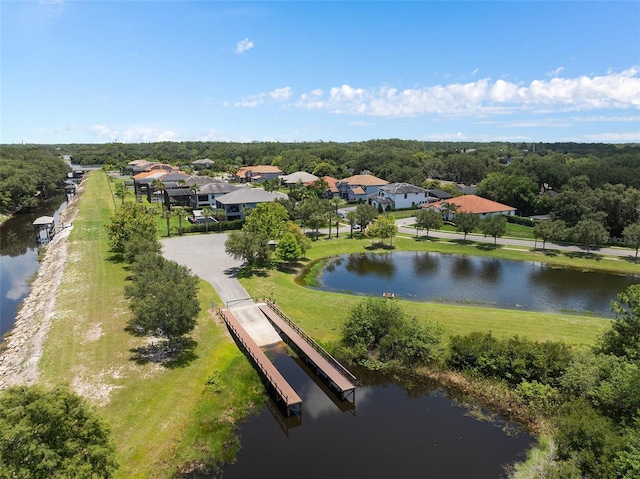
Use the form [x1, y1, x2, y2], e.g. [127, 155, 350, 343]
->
[221, 347, 532, 479]
[0, 195, 67, 338]
[315, 252, 639, 317]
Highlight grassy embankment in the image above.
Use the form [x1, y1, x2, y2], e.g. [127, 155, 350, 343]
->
[239, 233, 640, 349]
[38, 171, 264, 478]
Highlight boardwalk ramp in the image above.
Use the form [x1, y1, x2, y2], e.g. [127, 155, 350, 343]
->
[260, 301, 357, 401]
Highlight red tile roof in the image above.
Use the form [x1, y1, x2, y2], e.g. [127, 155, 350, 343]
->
[423, 195, 516, 214]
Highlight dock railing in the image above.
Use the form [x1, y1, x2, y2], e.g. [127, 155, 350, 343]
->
[218, 308, 294, 407]
[265, 299, 357, 386]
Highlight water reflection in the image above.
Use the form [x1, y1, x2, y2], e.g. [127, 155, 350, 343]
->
[1, 196, 67, 337]
[345, 252, 395, 279]
[220, 348, 532, 479]
[412, 251, 439, 275]
[316, 252, 639, 316]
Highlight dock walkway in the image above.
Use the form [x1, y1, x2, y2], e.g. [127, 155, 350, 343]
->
[260, 301, 357, 401]
[220, 308, 302, 416]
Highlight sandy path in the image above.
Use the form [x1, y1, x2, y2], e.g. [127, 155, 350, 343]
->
[0, 180, 85, 390]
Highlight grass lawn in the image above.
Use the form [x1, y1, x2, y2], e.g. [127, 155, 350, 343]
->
[39, 171, 263, 478]
[239, 232, 640, 349]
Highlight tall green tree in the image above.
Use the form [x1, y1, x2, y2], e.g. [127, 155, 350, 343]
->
[275, 232, 302, 266]
[125, 253, 200, 345]
[572, 218, 608, 253]
[415, 208, 443, 238]
[355, 203, 378, 230]
[597, 284, 640, 362]
[454, 213, 479, 240]
[623, 222, 640, 259]
[0, 385, 118, 478]
[105, 203, 157, 255]
[533, 219, 567, 250]
[479, 215, 507, 245]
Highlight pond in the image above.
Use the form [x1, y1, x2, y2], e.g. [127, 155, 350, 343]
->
[0, 195, 67, 338]
[220, 347, 532, 478]
[314, 252, 639, 317]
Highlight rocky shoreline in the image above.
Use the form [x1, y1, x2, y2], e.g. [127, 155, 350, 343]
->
[0, 179, 85, 390]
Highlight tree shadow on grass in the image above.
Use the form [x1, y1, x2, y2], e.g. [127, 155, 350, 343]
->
[565, 251, 603, 262]
[476, 243, 503, 251]
[129, 337, 198, 368]
[364, 243, 397, 251]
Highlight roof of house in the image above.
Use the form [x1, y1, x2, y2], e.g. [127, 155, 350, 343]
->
[161, 173, 191, 182]
[192, 158, 214, 165]
[280, 171, 319, 185]
[320, 176, 340, 193]
[337, 174, 388, 187]
[215, 188, 288, 205]
[166, 187, 192, 197]
[350, 186, 367, 196]
[184, 176, 218, 187]
[235, 165, 284, 179]
[132, 171, 167, 182]
[426, 189, 454, 200]
[379, 182, 428, 195]
[197, 182, 241, 195]
[423, 195, 516, 214]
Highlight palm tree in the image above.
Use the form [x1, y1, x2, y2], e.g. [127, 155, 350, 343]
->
[151, 179, 166, 210]
[214, 207, 226, 233]
[162, 209, 173, 237]
[440, 201, 458, 221]
[190, 183, 200, 209]
[202, 206, 214, 234]
[173, 206, 185, 235]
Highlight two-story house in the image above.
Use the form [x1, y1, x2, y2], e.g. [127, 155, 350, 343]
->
[335, 174, 388, 201]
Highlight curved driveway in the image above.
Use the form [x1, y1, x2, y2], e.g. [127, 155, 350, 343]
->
[161, 234, 252, 308]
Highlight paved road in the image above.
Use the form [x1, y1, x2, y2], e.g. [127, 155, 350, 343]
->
[161, 234, 281, 346]
[394, 218, 636, 259]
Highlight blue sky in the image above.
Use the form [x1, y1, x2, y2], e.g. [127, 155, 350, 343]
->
[2, 1, 639, 144]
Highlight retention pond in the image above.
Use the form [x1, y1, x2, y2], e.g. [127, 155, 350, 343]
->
[314, 251, 639, 317]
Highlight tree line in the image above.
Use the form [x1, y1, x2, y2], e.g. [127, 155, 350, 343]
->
[0, 145, 69, 215]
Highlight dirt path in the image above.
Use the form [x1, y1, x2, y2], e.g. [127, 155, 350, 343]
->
[0, 179, 85, 390]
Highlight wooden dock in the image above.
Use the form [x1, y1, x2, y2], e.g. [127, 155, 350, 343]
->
[219, 308, 302, 416]
[260, 301, 357, 401]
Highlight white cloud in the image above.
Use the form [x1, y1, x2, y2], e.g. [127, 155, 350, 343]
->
[546, 66, 564, 77]
[235, 86, 292, 107]
[236, 37, 254, 54]
[293, 67, 640, 117]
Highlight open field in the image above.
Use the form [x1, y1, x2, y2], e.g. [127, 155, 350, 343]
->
[38, 172, 263, 477]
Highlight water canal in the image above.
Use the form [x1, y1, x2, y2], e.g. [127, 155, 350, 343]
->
[314, 252, 639, 317]
[221, 347, 532, 478]
[0, 195, 67, 338]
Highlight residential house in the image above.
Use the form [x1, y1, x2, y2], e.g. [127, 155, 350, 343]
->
[280, 171, 319, 188]
[189, 180, 245, 209]
[215, 188, 289, 221]
[320, 176, 340, 198]
[369, 183, 434, 210]
[192, 158, 215, 169]
[235, 165, 284, 183]
[423, 194, 516, 221]
[335, 174, 388, 201]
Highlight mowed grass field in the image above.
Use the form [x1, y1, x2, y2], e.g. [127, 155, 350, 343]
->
[36, 172, 639, 476]
[39, 172, 264, 478]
